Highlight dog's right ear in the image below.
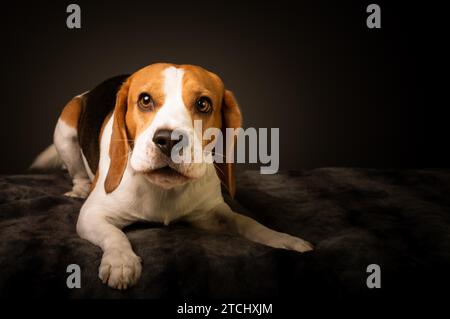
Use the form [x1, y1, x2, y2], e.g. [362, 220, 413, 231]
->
[104, 78, 131, 193]
[214, 90, 242, 198]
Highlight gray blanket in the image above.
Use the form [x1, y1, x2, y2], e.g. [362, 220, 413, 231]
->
[0, 168, 449, 299]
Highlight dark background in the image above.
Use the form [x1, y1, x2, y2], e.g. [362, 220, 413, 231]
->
[0, 0, 448, 174]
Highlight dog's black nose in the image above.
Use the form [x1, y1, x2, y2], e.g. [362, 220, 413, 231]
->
[152, 129, 182, 157]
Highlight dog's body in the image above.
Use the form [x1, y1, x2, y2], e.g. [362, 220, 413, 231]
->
[32, 63, 313, 289]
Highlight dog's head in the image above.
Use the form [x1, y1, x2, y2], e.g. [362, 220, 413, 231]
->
[104, 63, 241, 195]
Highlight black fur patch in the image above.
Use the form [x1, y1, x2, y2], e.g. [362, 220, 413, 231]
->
[78, 75, 129, 174]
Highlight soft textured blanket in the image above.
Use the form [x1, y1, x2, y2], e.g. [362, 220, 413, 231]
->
[0, 168, 449, 299]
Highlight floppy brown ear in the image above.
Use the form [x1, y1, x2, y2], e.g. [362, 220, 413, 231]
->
[215, 90, 242, 198]
[104, 78, 131, 193]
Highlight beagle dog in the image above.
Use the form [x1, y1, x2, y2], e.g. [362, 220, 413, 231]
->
[32, 63, 313, 289]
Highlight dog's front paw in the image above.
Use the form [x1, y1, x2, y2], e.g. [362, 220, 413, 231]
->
[270, 233, 314, 253]
[64, 179, 91, 198]
[99, 248, 142, 290]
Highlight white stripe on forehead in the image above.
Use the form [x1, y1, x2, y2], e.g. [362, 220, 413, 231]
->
[149, 66, 191, 130]
[163, 66, 184, 101]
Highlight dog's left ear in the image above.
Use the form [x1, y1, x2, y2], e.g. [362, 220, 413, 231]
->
[104, 78, 131, 193]
[215, 90, 242, 198]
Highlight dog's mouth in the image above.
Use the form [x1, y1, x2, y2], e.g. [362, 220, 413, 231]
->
[143, 165, 190, 180]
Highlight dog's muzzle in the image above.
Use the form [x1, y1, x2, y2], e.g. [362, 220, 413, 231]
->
[152, 128, 190, 160]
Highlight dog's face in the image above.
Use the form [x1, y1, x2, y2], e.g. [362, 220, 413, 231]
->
[104, 63, 241, 192]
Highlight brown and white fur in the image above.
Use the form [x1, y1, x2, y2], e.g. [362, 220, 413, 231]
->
[32, 63, 313, 290]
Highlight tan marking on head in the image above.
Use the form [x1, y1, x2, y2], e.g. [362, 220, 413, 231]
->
[105, 63, 175, 193]
[180, 65, 242, 197]
[60, 96, 84, 128]
[125, 63, 174, 140]
[180, 65, 225, 145]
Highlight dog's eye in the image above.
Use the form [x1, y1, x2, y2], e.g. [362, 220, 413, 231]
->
[138, 93, 155, 111]
[195, 96, 212, 113]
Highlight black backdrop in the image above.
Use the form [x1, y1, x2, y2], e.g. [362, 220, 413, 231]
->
[0, 0, 448, 174]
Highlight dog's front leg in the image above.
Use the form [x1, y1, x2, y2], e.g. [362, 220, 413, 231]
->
[188, 203, 314, 253]
[76, 207, 142, 290]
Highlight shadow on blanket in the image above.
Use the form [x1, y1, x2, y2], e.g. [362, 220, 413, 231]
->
[0, 168, 449, 299]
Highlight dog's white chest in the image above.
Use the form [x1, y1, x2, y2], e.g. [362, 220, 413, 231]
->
[105, 165, 223, 225]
